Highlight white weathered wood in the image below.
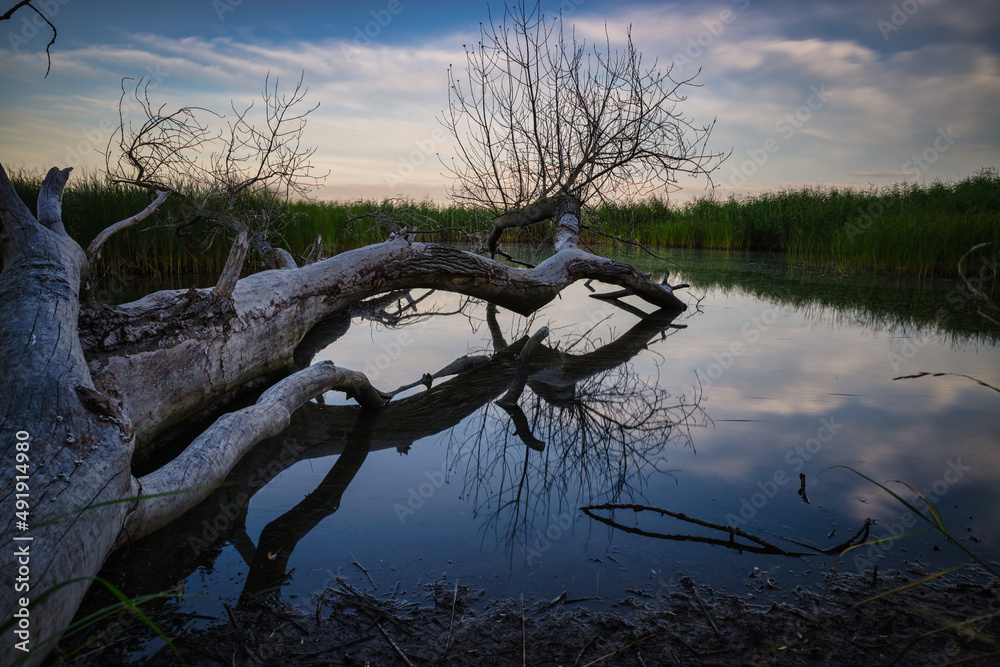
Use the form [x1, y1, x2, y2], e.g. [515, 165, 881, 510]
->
[212, 230, 249, 298]
[84, 239, 685, 447]
[86, 189, 169, 259]
[36, 166, 71, 235]
[1, 164, 133, 667]
[120, 361, 388, 545]
[271, 246, 298, 270]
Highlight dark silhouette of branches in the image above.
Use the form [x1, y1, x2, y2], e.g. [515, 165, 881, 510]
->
[1, 1, 57, 77]
[103, 73, 327, 269]
[441, 1, 723, 217]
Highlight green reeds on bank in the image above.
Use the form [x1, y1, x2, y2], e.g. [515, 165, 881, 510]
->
[285, 198, 498, 249]
[9, 169, 231, 277]
[9, 168, 1000, 279]
[601, 168, 1000, 277]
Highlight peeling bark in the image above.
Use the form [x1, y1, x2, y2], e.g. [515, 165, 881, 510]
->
[83, 237, 684, 449]
[0, 160, 686, 665]
[1, 164, 131, 667]
[120, 361, 388, 546]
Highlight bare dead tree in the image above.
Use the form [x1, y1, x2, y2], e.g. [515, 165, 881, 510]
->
[100, 73, 325, 271]
[441, 1, 723, 257]
[0, 7, 715, 663]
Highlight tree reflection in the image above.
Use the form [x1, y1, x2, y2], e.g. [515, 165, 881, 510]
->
[87, 292, 706, 614]
[447, 303, 702, 558]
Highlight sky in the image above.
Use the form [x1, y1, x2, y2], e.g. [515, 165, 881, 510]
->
[1, 0, 999, 204]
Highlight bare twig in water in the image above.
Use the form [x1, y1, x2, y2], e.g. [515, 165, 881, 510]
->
[583, 502, 871, 557]
[681, 576, 720, 636]
[315, 589, 326, 626]
[582, 503, 806, 555]
[443, 579, 460, 658]
[893, 372, 1000, 395]
[349, 550, 376, 586]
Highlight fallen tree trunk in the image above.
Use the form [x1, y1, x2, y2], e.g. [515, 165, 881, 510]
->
[0, 161, 686, 665]
[92, 305, 685, 607]
[1, 166, 136, 666]
[82, 231, 685, 450]
[0, 165, 384, 666]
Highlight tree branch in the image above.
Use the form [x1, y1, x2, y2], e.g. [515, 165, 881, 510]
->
[1, 1, 56, 77]
[86, 189, 170, 259]
[213, 230, 249, 298]
[119, 361, 389, 545]
[37, 166, 72, 236]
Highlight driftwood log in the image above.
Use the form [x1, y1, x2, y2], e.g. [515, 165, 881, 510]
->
[0, 163, 685, 665]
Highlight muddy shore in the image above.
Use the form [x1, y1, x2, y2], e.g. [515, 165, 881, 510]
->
[52, 567, 999, 666]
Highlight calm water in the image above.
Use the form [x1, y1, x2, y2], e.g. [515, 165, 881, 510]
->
[89, 247, 1000, 650]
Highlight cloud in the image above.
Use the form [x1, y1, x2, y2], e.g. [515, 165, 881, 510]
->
[1, 1, 997, 202]
[848, 172, 915, 178]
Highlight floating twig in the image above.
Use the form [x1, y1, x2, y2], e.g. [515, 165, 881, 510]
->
[349, 550, 376, 587]
[315, 589, 326, 626]
[537, 590, 568, 612]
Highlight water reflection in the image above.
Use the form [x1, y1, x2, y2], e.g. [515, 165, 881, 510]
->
[244, 300, 707, 602]
[79, 247, 999, 659]
[96, 294, 707, 612]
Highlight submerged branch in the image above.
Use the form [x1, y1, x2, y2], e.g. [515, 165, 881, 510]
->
[583, 503, 872, 557]
[119, 361, 389, 546]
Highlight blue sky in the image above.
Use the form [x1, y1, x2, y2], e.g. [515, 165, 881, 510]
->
[2, 0, 999, 202]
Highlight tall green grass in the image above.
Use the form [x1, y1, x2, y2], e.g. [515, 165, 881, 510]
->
[10, 168, 1000, 279]
[600, 169, 1000, 277]
[286, 198, 499, 249]
[10, 170, 231, 277]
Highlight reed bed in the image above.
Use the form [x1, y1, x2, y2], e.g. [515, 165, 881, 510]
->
[10, 168, 999, 279]
[599, 168, 1000, 277]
